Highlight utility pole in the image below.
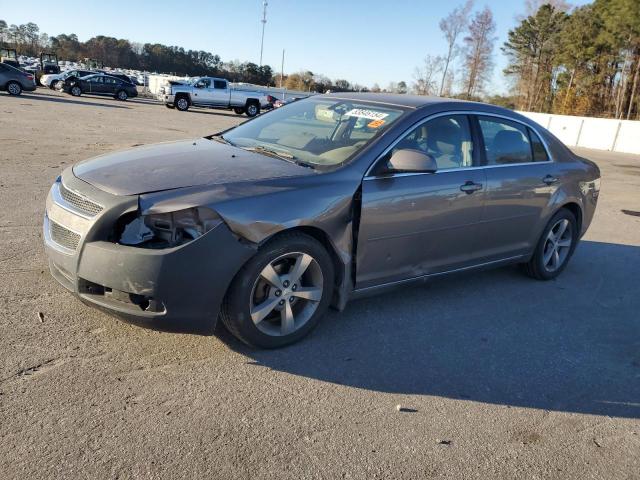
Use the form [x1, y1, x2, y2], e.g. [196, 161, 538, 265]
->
[280, 49, 285, 99]
[259, 1, 268, 66]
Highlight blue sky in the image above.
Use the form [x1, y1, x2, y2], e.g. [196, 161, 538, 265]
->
[1, 0, 591, 94]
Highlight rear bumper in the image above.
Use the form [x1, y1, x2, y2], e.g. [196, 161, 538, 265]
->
[43, 172, 256, 327]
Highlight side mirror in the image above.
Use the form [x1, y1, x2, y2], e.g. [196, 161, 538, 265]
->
[195, 82, 205, 89]
[387, 149, 437, 173]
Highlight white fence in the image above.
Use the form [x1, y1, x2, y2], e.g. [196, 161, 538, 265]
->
[517, 111, 640, 155]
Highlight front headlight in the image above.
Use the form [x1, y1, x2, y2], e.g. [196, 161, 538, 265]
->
[119, 207, 222, 248]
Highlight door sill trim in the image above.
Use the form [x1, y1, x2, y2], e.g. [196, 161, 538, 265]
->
[352, 255, 525, 297]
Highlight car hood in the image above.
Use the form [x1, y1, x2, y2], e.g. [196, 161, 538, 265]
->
[72, 138, 314, 196]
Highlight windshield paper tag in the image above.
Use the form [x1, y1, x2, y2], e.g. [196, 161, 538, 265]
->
[344, 109, 389, 121]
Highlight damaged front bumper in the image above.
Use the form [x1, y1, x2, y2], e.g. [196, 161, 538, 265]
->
[43, 171, 255, 327]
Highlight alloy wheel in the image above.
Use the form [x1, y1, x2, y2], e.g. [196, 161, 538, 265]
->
[542, 218, 573, 272]
[7, 82, 21, 95]
[177, 98, 188, 110]
[250, 252, 323, 337]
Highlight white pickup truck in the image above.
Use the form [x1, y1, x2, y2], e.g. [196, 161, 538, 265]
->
[159, 77, 272, 116]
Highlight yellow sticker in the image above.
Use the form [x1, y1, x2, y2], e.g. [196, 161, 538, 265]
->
[368, 119, 385, 128]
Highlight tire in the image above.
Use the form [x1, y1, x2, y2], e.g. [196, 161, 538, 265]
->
[70, 85, 82, 97]
[116, 90, 128, 101]
[233, 107, 245, 115]
[245, 102, 260, 117]
[523, 208, 578, 280]
[50, 80, 61, 90]
[175, 95, 190, 111]
[6, 81, 22, 96]
[221, 232, 335, 348]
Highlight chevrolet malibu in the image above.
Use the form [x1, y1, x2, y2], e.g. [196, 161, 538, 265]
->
[44, 94, 600, 348]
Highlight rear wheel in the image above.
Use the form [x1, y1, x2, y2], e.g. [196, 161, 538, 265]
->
[175, 95, 189, 111]
[7, 81, 22, 96]
[245, 102, 260, 117]
[523, 209, 578, 280]
[70, 85, 82, 96]
[233, 107, 245, 114]
[221, 232, 334, 348]
[116, 90, 128, 101]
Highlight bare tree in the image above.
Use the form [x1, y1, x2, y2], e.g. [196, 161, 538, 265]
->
[413, 54, 444, 95]
[438, 0, 474, 96]
[462, 6, 496, 98]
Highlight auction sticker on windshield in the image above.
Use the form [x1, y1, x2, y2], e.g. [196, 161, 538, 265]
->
[344, 109, 389, 121]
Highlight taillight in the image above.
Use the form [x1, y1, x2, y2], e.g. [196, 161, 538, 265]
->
[25, 74, 34, 81]
[266, 95, 276, 103]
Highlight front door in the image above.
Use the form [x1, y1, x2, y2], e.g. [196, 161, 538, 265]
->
[87, 76, 105, 94]
[356, 114, 487, 289]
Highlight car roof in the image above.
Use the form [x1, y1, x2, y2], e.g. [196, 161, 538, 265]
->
[320, 92, 478, 109]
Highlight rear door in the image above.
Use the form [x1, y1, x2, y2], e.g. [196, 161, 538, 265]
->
[103, 76, 120, 95]
[356, 114, 487, 289]
[473, 115, 559, 261]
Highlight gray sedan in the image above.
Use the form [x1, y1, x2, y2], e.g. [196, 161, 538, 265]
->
[0, 62, 37, 95]
[43, 94, 600, 348]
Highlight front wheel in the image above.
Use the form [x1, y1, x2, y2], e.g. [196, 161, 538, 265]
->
[70, 85, 82, 96]
[7, 81, 22, 96]
[245, 102, 260, 117]
[116, 90, 128, 101]
[221, 232, 335, 348]
[175, 96, 189, 111]
[523, 209, 578, 280]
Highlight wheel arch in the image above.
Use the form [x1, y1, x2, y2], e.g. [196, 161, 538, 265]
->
[175, 92, 191, 104]
[558, 201, 583, 235]
[267, 225, 348, 310]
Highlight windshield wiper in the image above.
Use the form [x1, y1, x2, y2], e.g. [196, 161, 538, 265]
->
[244, 146, 316, 170]
[244, 145, 296, 160]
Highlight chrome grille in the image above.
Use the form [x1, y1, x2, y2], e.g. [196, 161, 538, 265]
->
[49, 220, 81, 251]
[59, 183, 103, 216]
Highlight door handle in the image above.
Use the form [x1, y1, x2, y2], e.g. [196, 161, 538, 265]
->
[460, 181, 483, 194]
[542, 175, 558, 185]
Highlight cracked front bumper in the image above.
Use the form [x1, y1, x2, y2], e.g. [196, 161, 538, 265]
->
[43, 170, 255, 326]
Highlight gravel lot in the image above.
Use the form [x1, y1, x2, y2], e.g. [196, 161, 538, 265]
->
[1, 88, 639, 480]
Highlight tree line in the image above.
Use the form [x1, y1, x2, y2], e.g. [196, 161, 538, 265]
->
[503, 0, 640, 119]
[3, 1, 640, 119]
[0, 20, 360, 91]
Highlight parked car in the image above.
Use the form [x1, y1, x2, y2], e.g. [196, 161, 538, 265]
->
[0, 62, 37, 95]
[274, 96, 301, 108]
[40, 69, 94, 89]
[160, 77, 270, 116]
[95, 70, 137, 84]
[43, 94, 600, 348]
[62, 73, 138, 100]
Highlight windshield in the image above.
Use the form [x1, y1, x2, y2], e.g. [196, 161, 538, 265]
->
[221, 98, 405, 169]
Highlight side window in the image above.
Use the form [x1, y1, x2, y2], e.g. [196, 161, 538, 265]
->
[89, 76, 103, 83]
[104, 77, 118, 85]
[213, 80, 227, 89]
[528, 128, 549, 162]
[478, 116, 532, 165]
[377, 114, 474, 173]
[196, 78, 211, 88]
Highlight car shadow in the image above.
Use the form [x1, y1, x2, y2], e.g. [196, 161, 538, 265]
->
[8, 92, 130, 109]
[216, 240, 639, 419]
[126, 240, 640, 418]
[186, 108, 243, 118]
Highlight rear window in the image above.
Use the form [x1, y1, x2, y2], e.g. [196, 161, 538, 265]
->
[528, 128, 549, 162]
[478, 116, 533, 165]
